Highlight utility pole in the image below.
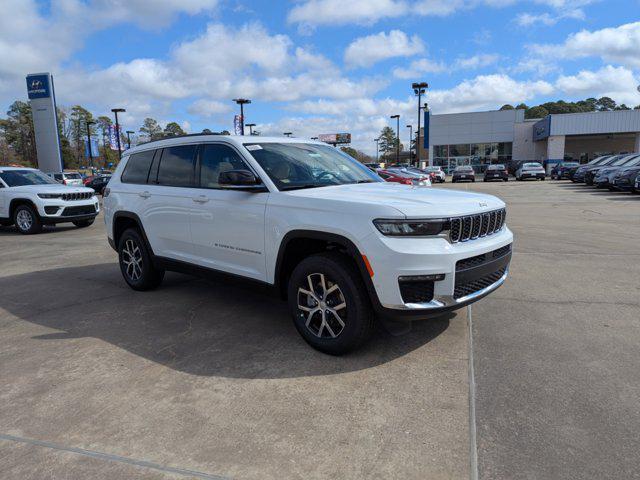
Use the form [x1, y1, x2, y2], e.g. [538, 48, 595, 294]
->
[374, 138, 380, 162]
[390, 115, 400, 164]
[232, 98, 251, 135]
[111, 108, 125, 161]
[412, 82, 428, 166]
[406, 124, 413, 163]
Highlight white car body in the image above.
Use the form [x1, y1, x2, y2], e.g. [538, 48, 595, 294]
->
[0, 167, 99, 226]
[515, 162, 546, 180]
[425, 167, 446, 182]
[49, 171, 84, 186]
[104, 135, 512, 320]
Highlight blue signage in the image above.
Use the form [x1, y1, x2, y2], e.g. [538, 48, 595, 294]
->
[533, 115, 551, 141]
[26, 74, 51, 99]
[84, 138, 100, 158]
[423, 110, 430, 149]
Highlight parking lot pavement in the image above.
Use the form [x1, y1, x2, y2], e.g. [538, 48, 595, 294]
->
[0, 220, 470, 479]
[442, 180, 640, 479]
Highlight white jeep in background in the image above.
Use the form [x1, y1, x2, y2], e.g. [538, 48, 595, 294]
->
[103, 135, 513, 354]
[0, 167, 99, 234]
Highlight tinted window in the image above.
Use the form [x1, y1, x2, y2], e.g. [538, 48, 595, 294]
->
[199, 144, 249, 188]
[54, 174, 62, 180]
[0, 170, 58, 186]
[122, 150, 155, 184]
[157, 145, 197, 187]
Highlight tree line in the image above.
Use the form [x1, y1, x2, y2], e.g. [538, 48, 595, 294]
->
[0, 100, 192, 169]
[500, 96, 640, 119]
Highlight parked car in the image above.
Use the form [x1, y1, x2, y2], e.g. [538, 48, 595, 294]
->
[594, 154, 640, 189]
[612, 164, 640, 192]
[586, 154, 637, 186]
[0, 167, 99, 234]
[484, 164, 509, 182]
[378, 169, 431, 186]
[424, 166, 445, 183]
[550, 161, 579, 180]
[85, 175, 112, 195]
[103, 136, 512, 355]
[572, 155, 615, 183]
[635, 173, 640, 194]
[50, 171, 84, 186]
[451, 165, 475, 182]
[515, 162, 546, 181]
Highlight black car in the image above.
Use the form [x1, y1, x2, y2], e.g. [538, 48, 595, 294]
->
[594, 154, 640, 189]
[451, 166, 475, 183]
[572, 155, 614, 183]
[550, 161, 579, 180]
[612, 165, 640, 192]
[483, 164, 508, 182]
[86, 175, 111, 195]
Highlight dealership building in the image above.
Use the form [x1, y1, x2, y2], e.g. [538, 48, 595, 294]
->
[419, 108, 640, 173]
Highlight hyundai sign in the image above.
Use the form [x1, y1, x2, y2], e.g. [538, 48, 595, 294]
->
[533, 116, 551, 141]
[26, 73, 63, 173]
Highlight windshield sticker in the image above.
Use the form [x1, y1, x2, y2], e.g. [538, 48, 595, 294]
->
[245, 145, 262, 151]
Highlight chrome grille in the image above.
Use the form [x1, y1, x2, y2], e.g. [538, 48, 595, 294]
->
[449, 208, 506, 243]
[61, 192, 92, 201]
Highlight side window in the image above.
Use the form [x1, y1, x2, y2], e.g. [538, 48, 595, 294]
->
[121, 150, 155, 184]
[157, 145, 197, 187]
[199, 144, 250, 189]
[54, 174, 62, 181]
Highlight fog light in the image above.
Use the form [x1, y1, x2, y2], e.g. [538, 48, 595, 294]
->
[44, 206, 59, 215]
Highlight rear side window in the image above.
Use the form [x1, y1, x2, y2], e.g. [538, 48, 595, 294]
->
[122, 150, 155, 184]
[157, 145, 197, 187]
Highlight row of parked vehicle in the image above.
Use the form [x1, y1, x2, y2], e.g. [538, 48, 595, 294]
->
[553, 154, 640, 193]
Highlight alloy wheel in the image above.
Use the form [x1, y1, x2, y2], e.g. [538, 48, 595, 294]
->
[122, 239, 143, 281]
[16, 210, 33, 231]
[297, 272, 347, 338]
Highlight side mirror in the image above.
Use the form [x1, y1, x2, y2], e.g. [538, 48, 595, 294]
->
[218, 169, 264, 191]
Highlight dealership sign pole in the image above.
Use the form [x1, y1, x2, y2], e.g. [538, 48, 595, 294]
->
[26, 73, 63, 173]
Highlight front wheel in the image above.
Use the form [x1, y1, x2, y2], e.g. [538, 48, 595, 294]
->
[118, 228, 164, 291]
[73, 219, 94, 228]
[13, 204, 42, 235]
[287, 252, 374, 355]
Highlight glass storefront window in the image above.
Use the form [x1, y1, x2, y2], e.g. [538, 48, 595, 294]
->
[432, 142, 512, 173]
[449, 144, 470, 156]
[434, 145, 448, 157]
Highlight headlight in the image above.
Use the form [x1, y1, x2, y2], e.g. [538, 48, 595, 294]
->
[37, 193, 62, 199]
[373, 218, 448, 237]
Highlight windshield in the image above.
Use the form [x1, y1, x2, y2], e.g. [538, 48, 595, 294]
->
[488, 165, 505, 170]
[244, 143, 381, 190]
[0, 169, 58, 187]
[561, 162, 579, 167]
[589, 156, 610, 165]
[612, 155, 639, 166]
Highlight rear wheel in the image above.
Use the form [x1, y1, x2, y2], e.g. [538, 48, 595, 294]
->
[118, 228, 164, 291]
[287, 252, 374, 355]
[13, 204, 42, 235]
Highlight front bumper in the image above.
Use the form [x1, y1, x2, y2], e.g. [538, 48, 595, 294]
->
[360, 226, 513, 320]
[37, 198, 100, 224]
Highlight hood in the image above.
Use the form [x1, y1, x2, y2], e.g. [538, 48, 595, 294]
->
[284, 182, 505, 217]
[8, 184, 95, 195]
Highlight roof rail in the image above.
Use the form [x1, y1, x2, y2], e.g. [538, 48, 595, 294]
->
[135, 132, 228, 147]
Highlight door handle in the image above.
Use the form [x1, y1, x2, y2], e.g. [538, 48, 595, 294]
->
[193, 195, 209, 204]
[139, 191, 151, 199]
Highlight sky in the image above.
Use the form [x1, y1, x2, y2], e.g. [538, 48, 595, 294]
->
[1, 0, 639, 154]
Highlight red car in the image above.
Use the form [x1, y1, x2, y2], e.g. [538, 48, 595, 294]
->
[83, 175, 95, 186]
[377, 169, 430, 185]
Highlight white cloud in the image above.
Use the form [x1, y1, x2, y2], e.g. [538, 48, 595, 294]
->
[187, 99, 232, 118]
[454, 54, 501, 70]
[555, 65, 640, 106]
[288, 0, 407, 26]
[531, 21, 640, 68]
[344, 30, 424, 68]
[515, 9, 584, 26]
[393, 58, 446, 79]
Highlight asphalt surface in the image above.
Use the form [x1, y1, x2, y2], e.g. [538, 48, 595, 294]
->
[0, 180, 638, 479]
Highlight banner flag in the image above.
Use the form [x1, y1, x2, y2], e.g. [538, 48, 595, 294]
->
[234, 115, 243, 135]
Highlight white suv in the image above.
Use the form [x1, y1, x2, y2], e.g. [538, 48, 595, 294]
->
[104, 135, 512, 354]
[0, 167, 99, 234]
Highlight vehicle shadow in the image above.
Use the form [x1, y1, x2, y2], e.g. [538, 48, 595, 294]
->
[0, 264, 452, 379]
[0, 224, 81, 235]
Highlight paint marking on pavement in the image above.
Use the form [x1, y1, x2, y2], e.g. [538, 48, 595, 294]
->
[0, 433, 229, 480]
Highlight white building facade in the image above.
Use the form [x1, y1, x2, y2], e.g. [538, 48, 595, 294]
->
[421, 109, 640, 173]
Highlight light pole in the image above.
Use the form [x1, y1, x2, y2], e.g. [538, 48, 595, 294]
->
[390, 114, 400, 164]
[111, 108, 125, 161]
[283, 132, 293, 137]
[232, 98, 251, 135]
[126, 130, 134, 149]
[406, 124, 413, 163]
[246, 123, 256, 135]
[86, 120, 95, 170]
[412, 82, 428, 166]
[374, 138, 380, 162]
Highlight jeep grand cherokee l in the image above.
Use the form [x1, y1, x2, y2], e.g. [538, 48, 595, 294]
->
[0, 167, 99, 234]
[104, 135, 512, 355]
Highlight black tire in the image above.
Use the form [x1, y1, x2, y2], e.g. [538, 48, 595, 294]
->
[13, 204, 42, 235]
[118, 228, 164, 291]
[287, 252, 374, 355]
[503, 178, 508, 182]
[541, 177, 545, 181]
[73, 219, 94, 228]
